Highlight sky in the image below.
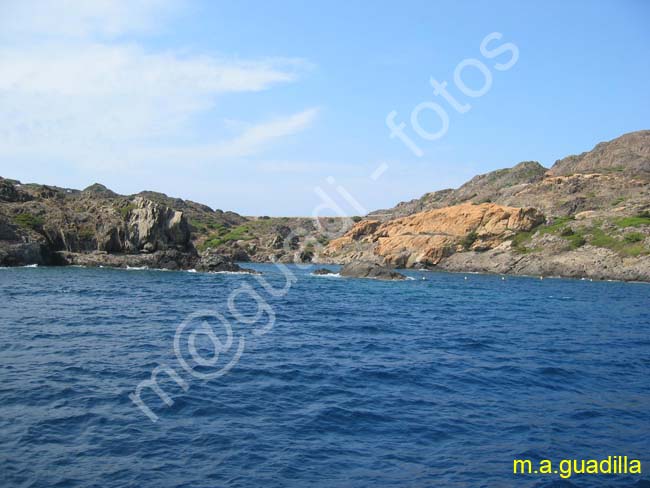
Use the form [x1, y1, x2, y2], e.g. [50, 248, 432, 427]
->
[0, 0, 648, 216]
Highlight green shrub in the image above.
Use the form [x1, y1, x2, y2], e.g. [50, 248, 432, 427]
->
[624, 232, 645, 243]
[589, 226, 648, 256]
[14, 213, 44, 229]
[352, 216, 363, 223]
[511, 230, 533, 252]
[317, 235, 330, 246]
[119, 203, 136, 219]
[189, 219, 207, 231]
[78, 228, 96, 240]
[221, 225, 252, 242]
[611, 197, 626, 206]
[589, 227, 619, 248]
[198, 225, 253, 250]
[566, 232, 586, 249]
[537, 216, 573, 236]
[201, 237, 224, 249]
[613, 215, 650, 228]
[461, 231, 478, 250]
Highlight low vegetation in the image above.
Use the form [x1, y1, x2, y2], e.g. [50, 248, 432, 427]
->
[119, 203, 136, 220]
[14, 213, 44, 230]
[461, 231, 478, 250]
[588, 225, 647, 257]
[613, 214, 650, 228]
[198, 225, 253, 250]
[510, 215, 650, 256]
[512, 217, 582, 253]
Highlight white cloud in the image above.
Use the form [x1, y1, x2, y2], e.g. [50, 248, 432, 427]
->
[0, 43, 308, 146]
[213, 108, 320, 159]
[0, 0, 180, 39]
[0, 0, 317, 172]
[125, 108, 321, 166]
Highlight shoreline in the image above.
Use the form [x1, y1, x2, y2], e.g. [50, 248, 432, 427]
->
[4, 258, 650, 284]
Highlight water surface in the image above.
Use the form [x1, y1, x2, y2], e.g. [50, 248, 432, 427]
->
[1, 265, 649, 487]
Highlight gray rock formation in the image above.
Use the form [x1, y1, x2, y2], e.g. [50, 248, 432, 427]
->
[312, 268, 337, 275]
[550, 130, 650, 177]
[58, 249, 197, 270]
[438, 242, 650, 282]
[195, 251, 259, 274]
[124, 197, 192, 253]
[339, 261, 407, 280]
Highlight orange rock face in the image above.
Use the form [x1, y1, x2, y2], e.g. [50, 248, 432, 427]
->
[323, 203, 544, 267]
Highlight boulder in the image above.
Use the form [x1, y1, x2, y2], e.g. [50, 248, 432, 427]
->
[312, 268, 336, 275]
[195, 252, 259, 274]
[339, 261, 407, 280]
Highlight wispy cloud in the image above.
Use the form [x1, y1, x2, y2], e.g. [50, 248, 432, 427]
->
[0, 0, 181, 39]
[0, 0, 317, 172]
[127, 108, 321, 166]
[214, 108, 320, 159]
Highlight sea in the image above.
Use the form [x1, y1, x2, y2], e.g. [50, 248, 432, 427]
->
[1, 264, 649, 487]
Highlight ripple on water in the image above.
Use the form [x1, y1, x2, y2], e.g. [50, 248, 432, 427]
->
[0, 265, 648, 488]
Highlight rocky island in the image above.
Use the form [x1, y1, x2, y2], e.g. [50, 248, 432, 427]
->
[2, 130, 650, 281]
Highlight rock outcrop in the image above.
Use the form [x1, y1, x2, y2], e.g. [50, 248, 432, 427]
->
[312, 268, 337, 275]
[0, 179, 196, 268]
[195, 251, 259, 273]
[339, 261, 407, 281]
[438, 242, 650, 282]
[550, 130, 650, 177]
[324, 203, 544, 268]
[2, 130, 650, 281]
[124, 197, 192, 253]
[327, 130, 650, 282]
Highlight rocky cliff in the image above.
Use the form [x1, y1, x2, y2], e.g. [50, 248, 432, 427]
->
[0, 180, 197, 268]
[323, 203, 544, 267]
[0, 177, 342, 268]
[324, 131, 650, 281]
[2, 130, 650, 281]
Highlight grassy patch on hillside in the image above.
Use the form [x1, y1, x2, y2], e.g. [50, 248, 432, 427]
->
[588, 225, 648, 257]
[119, 203, 136, 219]
[190, 219, 226, 234]
[613, 215, 650, 228]
[512, 216, 584, 253]
[512, 214, 649, 256]
[14, 213, 44, 230]
[611, 197, 626, 207]
[198, 225, 253, 250]
[461, 231, 478, 250]
[536, 216, 574, 236]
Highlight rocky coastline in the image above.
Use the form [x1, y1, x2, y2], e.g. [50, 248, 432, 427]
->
[2, 130, 650, 282]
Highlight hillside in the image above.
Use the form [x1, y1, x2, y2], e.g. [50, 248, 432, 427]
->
[0, 178, 340, 267]
[324, 131, 650, 281]
[2, 130, 650, 280]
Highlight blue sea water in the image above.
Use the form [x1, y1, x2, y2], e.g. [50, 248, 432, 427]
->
[0, 264, 649, 488]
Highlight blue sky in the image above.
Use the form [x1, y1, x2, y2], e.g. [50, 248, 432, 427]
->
[0, 0, 648, 215]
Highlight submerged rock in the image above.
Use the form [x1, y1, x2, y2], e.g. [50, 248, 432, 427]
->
[339, 261, 407, 280]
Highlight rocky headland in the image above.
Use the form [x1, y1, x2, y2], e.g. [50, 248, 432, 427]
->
[322, 130, 650, 281]
[2, 130, 650, 281]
